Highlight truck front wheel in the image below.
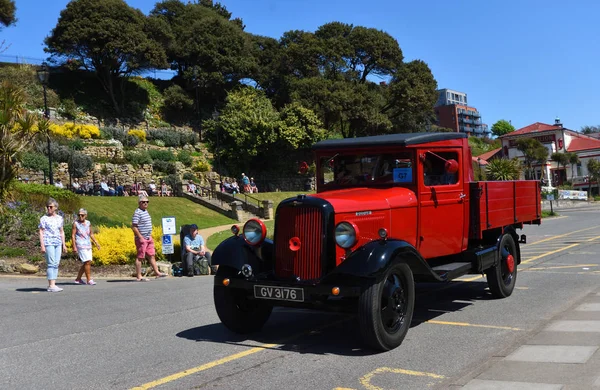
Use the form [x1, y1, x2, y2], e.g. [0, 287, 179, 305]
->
[214, 268, 273, 334]
[358, 263, 415, 351]
[486, 234, 518, 298]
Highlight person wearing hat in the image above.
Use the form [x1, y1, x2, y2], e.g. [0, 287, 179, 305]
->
[148, 179, 157, 196]
[131, 194, 166, 281]
[183, 224, 212, 276]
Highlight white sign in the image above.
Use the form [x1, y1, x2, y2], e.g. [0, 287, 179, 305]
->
[162, 234, 174, 255]
[558, 190, 587, 200]
[546, 194, 554, 201]
[162, 216, 177, 235]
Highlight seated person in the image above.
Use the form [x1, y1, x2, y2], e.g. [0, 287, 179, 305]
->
[250, 177, 258, 193]
[183, 224, 213, 277]
[148, 180, 157, 196]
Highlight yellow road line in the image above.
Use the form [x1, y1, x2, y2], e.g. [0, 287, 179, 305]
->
[521, 243, 580, 264]
[527, 226, 600, 246]
[528, 264, 598, 270]
[130, 344, 278, 390]
[131, 316, 352, 389]
[359, 367, 444, 390]
[424, 320, 522, 331]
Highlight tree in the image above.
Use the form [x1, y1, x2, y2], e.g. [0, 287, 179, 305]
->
[587, 159, 600, 198]
[516, 138, 548, 180]
[149, 0, 254, 113]
[45, 0, 168, 115]
[0, 82, 49, 201]
[491, 120, 515, 137]
[581, 125, 600, 134]
[0, 0, 16, 29]
[385, 60, 438, 132]
[567, 152, 580, 179]
[486, 158, 521, 181]
[550, 152, 569, 184]
[202, 87, 325, 174]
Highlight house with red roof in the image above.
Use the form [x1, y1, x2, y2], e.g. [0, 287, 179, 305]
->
[499, 118, 600, 192]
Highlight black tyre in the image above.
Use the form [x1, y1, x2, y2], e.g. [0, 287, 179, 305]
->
[213, 268, 273, 334]
[486, 234, 518, 298]
[358, 263, 415, 351]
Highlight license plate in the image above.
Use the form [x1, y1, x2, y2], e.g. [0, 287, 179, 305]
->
[254, 285, 304, 302]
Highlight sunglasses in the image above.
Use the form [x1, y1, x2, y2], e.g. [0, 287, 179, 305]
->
[78, 214, 86, 217]
[140, 201, 149, 204]
[46, 205, 55, 209]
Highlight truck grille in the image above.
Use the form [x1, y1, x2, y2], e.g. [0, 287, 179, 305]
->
[275, 206, 323, 280]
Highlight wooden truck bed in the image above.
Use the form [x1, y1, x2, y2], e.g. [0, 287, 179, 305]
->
[469, 181, 541, 239]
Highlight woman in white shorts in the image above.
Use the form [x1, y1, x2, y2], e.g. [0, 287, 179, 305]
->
[72, 208, 101, 285]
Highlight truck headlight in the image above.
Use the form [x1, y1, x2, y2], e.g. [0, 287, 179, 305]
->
[335, 222, 358, 249]
[243, 219, 267, 246]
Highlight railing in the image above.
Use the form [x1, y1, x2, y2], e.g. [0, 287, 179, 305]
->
[190, 184, 265, 217]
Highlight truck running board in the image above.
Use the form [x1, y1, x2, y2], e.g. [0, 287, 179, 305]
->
[432, 262, 473, 281]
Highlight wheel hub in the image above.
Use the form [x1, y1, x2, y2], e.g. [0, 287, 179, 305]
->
[505, 254, 515, 273]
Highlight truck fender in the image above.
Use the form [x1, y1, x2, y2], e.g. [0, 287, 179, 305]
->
[211, 236, 274, 273]
[325, 239, 443, 282]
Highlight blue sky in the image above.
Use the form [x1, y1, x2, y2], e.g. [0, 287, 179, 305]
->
[1, 0, 599, 132]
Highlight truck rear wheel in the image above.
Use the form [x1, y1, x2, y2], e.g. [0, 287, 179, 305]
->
[214, 268, 273, 334]
[358, 263, 415, 351]
[486, 234, 518, 298]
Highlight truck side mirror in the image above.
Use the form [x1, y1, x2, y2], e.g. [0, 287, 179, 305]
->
[445, 159, 459, 174]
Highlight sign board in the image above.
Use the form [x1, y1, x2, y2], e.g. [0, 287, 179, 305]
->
[558, 190, 587, 200]
[162, 216, 177, 235]
[546, 194, 555, 201]
[162, 234, 174, 255]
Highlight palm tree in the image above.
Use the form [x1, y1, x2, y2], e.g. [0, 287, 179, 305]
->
[0, 82, 48, 201]
[550, 152, 569, 185]
[486, 158, 521, 181]
[567, 152, 580, 180]
[587, 159, 600, 198]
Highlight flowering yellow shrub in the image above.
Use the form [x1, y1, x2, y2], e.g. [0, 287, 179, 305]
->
[49, 122, 100, 139]
[128, 129, 147, 142]
[91, 226, 182, 265]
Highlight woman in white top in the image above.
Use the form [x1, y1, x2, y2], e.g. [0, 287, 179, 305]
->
[72, 208, 101, 285]
[39, 198, 67, 292]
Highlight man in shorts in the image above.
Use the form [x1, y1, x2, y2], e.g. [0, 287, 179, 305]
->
[131, 194, 166, 281]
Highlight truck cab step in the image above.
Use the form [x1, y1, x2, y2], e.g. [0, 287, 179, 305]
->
[432, 262, 473, 281]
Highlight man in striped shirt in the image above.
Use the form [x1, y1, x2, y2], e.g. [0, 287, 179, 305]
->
[132, 194, 166, 281]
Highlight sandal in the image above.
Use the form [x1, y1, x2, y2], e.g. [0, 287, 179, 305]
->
[155, 273, 167, 279]
[136, 278, 150, 282]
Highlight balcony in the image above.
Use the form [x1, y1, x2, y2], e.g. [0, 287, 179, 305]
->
[472, 111, 481, 118]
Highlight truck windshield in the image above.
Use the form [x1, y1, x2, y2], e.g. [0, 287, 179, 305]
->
[318, 151, 414, 189]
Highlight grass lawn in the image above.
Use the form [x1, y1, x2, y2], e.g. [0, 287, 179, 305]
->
[80, 196, 236, 229]
[236, 191, 314, 212]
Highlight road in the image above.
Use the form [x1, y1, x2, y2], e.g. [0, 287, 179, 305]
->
[2, 206, 600, 390]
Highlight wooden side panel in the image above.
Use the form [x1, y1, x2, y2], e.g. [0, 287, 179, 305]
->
[471, 180, 540, 236]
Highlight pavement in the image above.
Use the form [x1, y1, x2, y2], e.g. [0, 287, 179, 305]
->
[448, 286, 600, 389]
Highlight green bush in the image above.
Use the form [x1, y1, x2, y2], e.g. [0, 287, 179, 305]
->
[100, 127, 128, 143]
[124, 150, 153, 166]
[59, 98, 79, 120]
[148, 149, 175, 162]
[182, 172, 196, 181]
[177, 150, 192, 167]
[152, 160, 177, 174]
[69, 139, 85, 151]
[12, 183, 81, 213]
[0, 246, 26, 257]
[19, 152, 51, 176]
[148, 129, 181, 147]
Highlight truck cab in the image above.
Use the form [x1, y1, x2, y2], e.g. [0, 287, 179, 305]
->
[212, 132, 541, 351]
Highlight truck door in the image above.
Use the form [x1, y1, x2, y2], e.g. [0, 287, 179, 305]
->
[418, 149, 466, 258]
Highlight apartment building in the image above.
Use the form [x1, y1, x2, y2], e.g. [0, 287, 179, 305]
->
[434, 89, 490, 137]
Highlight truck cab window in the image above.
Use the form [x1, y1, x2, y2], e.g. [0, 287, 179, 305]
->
[423, 151, 459, 186]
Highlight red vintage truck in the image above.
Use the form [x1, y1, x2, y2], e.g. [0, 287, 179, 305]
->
[212, 132, 541, 351]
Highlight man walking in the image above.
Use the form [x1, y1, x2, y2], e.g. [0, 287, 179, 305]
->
[131, 194, 166, 281]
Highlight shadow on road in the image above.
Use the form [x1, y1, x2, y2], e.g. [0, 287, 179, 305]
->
[176, 279, 493, 355]
[15, 287, 47, 292]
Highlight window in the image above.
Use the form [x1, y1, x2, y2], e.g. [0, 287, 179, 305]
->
[423, 151, 459, 186]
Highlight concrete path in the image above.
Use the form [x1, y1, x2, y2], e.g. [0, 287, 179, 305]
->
[198, 223, 237, 250]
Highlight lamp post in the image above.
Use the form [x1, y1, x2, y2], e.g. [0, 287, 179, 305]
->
[37, 62, 52, 185]
[212, 109, 220, 182]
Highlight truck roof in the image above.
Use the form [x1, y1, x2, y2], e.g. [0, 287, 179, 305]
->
[313, 132, 467, 150]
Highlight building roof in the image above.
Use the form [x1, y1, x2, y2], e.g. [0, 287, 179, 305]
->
[472, 156, 488, 165]
[312, 132, 467, 150]
[475, 148, 502, 163]
[500, 122, 562, 138]
[567, 132, 600, 152]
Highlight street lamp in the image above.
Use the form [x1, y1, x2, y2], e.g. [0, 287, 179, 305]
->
[212, 109, 220, 181]
[37, 62, 52, 185]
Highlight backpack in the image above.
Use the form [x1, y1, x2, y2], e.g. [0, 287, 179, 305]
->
[193, 256, 210, 275]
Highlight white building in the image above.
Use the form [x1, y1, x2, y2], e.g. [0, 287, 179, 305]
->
[499, 119, 600, 192]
